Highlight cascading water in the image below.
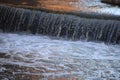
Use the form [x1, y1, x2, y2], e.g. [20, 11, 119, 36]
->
[0, 4, 120, 80]
[0, 5, 120, 44]
[0, 33, 120, 80]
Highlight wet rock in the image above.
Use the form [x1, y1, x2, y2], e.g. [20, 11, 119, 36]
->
[0, 53, 10, 58]
[101, 0, 120, 5]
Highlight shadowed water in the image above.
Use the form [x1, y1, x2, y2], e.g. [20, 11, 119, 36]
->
[0, 5, 120, 44]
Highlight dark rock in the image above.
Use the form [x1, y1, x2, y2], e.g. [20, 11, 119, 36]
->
[0, 53, 10, 58]
[101, 0, 120, 5]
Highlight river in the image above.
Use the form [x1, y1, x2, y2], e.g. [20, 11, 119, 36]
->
[0, 33, 120, 80]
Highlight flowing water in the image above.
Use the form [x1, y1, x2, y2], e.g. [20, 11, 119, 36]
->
[0, 5, 120, 80]
[0, 33, 120, 80]
[0, 5, 120, 44]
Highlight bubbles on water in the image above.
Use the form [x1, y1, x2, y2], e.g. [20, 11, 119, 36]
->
[0, 33, 120, 60]
[0, 33, 120, 79]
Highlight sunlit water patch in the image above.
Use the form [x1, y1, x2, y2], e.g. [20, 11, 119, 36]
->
[0, 33, 120, 79]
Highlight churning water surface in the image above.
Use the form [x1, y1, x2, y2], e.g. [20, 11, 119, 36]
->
[0, 33, 120, 79]
[0, 33, 120, 59]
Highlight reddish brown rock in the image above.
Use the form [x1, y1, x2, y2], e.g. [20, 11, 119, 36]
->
[0, 0, 78, 12]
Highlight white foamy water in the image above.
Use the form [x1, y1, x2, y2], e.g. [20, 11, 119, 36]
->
[0, 33, 120, 60]
[97, 7, 120, 16]
[73, 0, 120, 16]
[0, 33, 120, 79]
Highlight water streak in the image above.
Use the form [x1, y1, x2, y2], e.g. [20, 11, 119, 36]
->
[0, 5, 120, 44]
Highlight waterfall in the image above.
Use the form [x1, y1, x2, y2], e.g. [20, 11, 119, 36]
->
[0, 5, 120, 44]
